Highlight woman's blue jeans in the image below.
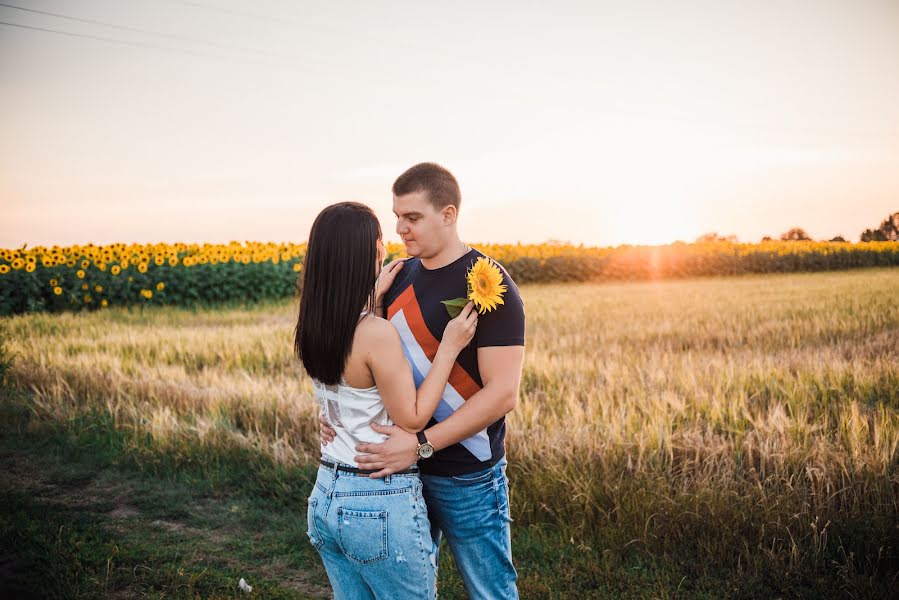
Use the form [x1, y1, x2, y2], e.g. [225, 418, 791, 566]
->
[307, 462, 437, 599]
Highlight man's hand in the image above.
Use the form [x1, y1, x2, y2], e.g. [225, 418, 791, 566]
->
[354, 423, 419, 478]
[319, 414, 336, 446]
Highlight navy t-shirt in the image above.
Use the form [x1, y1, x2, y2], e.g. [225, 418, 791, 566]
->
[384, 247, 526, 476]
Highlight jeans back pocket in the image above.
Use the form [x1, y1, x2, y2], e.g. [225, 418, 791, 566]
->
[306, 498, 324, 550]
[337, 507, 388, 564]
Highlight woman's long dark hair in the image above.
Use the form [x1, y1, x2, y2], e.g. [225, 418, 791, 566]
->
[294, 202, 382, 385]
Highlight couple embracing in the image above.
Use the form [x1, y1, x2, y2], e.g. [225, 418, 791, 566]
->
[294, 162, 525, 599]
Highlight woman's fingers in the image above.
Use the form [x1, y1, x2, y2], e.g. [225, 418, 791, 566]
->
[466, 306, 478, 327]
[376, 259, 406, 297]
[384, 259, 405, 275]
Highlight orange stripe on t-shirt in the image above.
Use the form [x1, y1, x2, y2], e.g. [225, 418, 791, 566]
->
[386, 285, 414, 320]
[397, 287, 440, 360]
[389, 284, 481, 400]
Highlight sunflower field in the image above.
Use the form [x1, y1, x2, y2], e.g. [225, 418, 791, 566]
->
[1, 240, 897, 315]
[0, 241, 309, 316]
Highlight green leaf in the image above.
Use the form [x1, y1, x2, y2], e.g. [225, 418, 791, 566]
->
[441, 297, 468, 318]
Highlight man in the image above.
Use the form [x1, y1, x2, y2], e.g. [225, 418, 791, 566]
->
[319, 162, 526, 599]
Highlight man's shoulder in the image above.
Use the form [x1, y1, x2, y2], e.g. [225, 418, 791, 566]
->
[470, 248, 522, 295]
[471, 248, 509, 272]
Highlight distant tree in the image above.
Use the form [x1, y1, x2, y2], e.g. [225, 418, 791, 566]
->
[860, 211, 899, 242]
[761, 235, 773, 242]
[695, 232, 737, 243]
[780, 227, 811, 241]
[828, 235, 846, 242]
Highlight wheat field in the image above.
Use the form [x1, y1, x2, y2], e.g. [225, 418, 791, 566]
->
[3, 267, 898, 596]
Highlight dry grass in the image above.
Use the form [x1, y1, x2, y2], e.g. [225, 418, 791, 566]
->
[4, 267, 898, 584]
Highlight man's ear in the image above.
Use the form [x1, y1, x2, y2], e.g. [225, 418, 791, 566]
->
[442, 205, 458, 225]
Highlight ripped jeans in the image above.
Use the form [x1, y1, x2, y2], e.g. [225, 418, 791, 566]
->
[306, 461, 437, 600]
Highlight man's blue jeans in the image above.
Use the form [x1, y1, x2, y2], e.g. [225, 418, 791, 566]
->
[421, 456, 519, 599]
[307, 462, 437, 599]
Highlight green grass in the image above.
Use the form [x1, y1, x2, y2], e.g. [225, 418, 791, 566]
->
[0, 395, 329, 599]
[1, 394, 848, 599]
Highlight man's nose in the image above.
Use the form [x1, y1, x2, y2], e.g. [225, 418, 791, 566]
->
[396, 220, 407, 235]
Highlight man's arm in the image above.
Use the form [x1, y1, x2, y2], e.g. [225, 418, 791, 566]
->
[354, 345, 524, 476]
[423, 345, 523, 451]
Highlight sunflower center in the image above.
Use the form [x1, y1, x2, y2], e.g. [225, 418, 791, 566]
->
[477, 276, 489, 293]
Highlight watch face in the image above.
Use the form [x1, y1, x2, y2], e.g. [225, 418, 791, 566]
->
[418, 443, 434, 459]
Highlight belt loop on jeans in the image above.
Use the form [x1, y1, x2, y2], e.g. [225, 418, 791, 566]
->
[384, 474, 391, 485]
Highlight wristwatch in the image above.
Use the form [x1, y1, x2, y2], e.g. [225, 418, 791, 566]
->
[416, 431, 434, 459]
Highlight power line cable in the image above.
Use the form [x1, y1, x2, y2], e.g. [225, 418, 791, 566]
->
[4, 4, 896, 141]
[0, 2, 303, 62]
[0, 17, 349, 74]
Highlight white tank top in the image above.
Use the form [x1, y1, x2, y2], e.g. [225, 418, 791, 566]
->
[311, 311, 395, 467]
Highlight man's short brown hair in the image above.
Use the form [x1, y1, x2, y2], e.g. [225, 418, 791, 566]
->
[392, 162, 461, 210]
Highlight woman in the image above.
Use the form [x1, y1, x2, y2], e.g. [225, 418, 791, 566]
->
[294, 201, 477, 599]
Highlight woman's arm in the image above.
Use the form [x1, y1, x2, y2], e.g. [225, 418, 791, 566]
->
[367, 303, 477, 431]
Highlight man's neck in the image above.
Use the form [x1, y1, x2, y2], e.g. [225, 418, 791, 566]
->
[420, 238, 469, 270]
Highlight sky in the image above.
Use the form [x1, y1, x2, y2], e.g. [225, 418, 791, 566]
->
[2, 0, 898, 248]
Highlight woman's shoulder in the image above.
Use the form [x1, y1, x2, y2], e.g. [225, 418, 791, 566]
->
[355, 314, 399, 345]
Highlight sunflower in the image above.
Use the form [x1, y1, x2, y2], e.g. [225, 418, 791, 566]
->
[466, 257, 507, 314]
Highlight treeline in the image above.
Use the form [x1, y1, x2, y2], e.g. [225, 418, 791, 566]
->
[494, 240, 899, 284]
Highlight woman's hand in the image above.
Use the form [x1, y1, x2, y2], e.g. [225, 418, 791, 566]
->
[440, 301, 478, 355]
[375, 259, 406, 308]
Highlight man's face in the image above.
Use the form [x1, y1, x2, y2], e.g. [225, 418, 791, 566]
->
[393, 191, 450, 258]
